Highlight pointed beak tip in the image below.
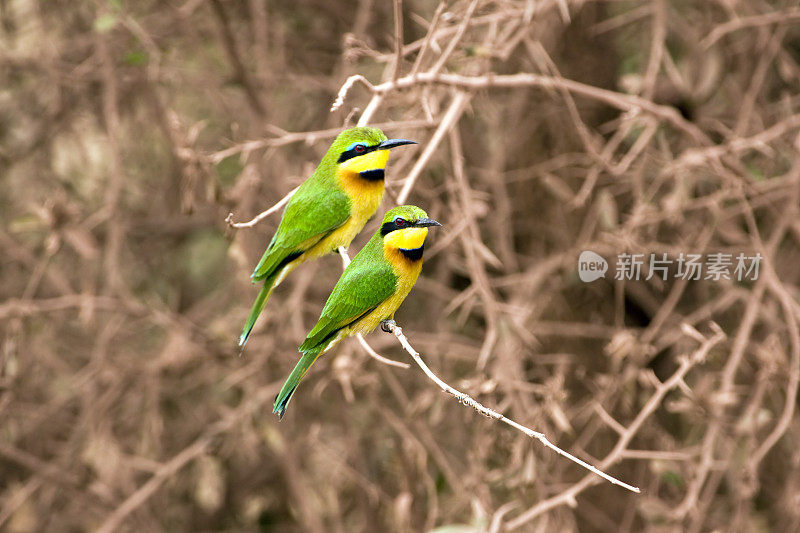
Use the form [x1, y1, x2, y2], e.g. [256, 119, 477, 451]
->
[416, 218, 442, 228]
[379, 139, 418, 150]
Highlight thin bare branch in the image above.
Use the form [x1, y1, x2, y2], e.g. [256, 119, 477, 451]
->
[226, 186, 299, 228]
[384, 322, 642, 493]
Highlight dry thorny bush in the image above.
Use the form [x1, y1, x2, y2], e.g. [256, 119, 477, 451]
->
[2, 0, 800, 531]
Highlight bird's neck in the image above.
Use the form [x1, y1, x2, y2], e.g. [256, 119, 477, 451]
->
[398, 245, 424, 261]
[336, 167, 385, 222]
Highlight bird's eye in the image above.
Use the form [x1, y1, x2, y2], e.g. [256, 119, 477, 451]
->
[394, 217, 406, 227]
[354, 144, 366, 153]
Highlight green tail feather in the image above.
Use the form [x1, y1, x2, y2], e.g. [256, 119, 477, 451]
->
[239, 273, 278, 350]
[273, 347, 324, 419]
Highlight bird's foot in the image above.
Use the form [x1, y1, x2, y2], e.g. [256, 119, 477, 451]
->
[380, 319, 396, 333]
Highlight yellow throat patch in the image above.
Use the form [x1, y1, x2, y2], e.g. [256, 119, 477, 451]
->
[383, 227, 428, 255]
[338, 148, 389, 174]
[334, 149, 389, 250]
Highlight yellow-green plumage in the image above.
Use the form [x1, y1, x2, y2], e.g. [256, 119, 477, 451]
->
[239, 128, 416, 349]
[273, 205, 442, 418]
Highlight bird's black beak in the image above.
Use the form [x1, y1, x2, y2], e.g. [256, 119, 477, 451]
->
[415, 217, 442, 228]
[378, 139, 417, 150]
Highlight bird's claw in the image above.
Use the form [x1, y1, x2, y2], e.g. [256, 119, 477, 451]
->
[380, 319, 396, 333]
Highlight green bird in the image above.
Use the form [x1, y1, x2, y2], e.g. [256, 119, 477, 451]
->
[273, 205, 442, 418]
[239, 127, 416, 349]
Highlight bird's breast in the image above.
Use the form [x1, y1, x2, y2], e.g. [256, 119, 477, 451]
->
[337, 169, 385, 223]
[297, 168, 386, 260]
[384, 245, 424, 294]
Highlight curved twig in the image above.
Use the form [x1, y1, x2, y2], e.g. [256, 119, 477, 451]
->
[384, 321, 642, 494]
[226, 186, 299, 228]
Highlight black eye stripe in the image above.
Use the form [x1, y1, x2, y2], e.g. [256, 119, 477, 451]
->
[381, 221, 397, 236]
[380, 218, 413, 236]
[337, 143, 379, 163]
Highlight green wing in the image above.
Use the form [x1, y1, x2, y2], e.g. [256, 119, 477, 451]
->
[300, 257, 396, 353]
[252, 182, 349, 281]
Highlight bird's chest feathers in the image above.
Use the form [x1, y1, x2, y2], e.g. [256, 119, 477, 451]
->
[352, 255, 421, 334]
[348, 229, 428, 335]
[337, 167, 385, 226]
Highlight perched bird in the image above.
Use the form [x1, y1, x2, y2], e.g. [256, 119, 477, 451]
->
[239, 127, 416, 349]
[273, 205, 442, 418]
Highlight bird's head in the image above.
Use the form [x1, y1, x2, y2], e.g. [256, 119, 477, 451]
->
[330, 127, 416, 181]
[379, 205, 442, 261]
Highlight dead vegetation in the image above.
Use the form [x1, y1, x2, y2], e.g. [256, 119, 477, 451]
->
[2, 0, 800, 531]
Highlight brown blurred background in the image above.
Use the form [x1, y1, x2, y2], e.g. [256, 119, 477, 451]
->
[2, 0, 800, 531]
